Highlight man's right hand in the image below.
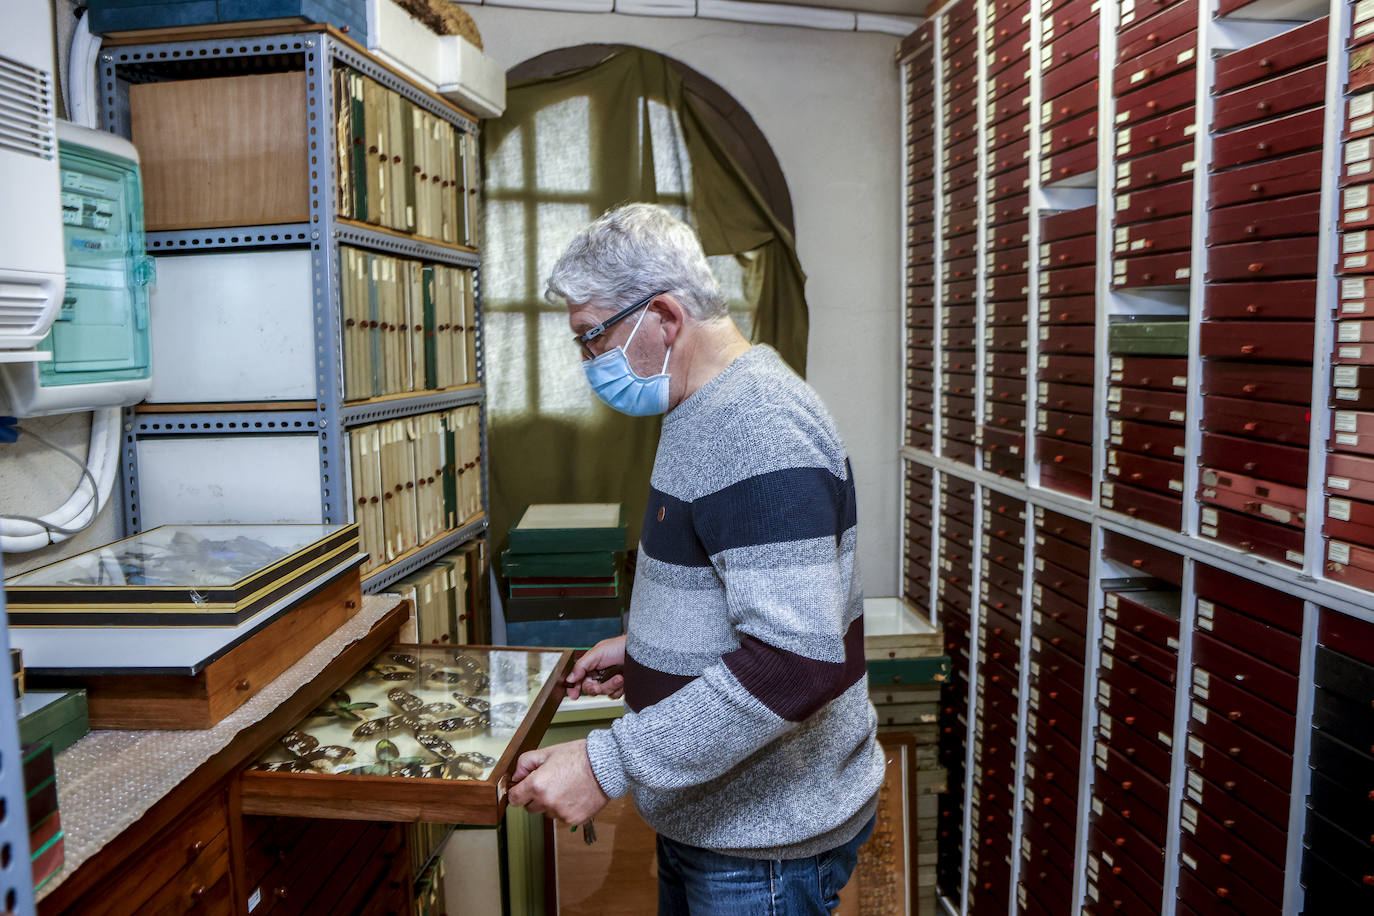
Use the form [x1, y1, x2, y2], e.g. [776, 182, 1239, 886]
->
[564, 635, 627, 700]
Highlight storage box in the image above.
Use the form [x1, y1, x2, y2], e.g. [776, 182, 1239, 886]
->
[18, 690, 88, 756]
[86, 0, 368, 42]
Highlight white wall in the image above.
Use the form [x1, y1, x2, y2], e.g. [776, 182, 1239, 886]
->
[463, 5, 904, 595]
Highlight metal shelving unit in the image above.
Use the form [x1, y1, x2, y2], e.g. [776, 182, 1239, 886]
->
[98, 28, 489, 590]
[903, 1, 1361, 914]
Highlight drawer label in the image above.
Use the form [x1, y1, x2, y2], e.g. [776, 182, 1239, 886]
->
[1336, 366, 1361, 387]
[1191, 701, 1208, 724]
[1092, 798, 1104, 816]
[1347, 186, 1371, 209]
[1201, 524, 1218, 538]
[1188, 736, 1205, 758]
[1336, 431, 1360, 445]
[1337, 388, 1360, 400]
[1348, 138, 1372, 166]
[1198, 614, 1214, 631]
[1100, 713, 1113, 737]
[1336, 411, 1360, 431]
[1341, 323, 1365, 343]
[1104, 621, 1118, 641]
[1182, 852, 1198, 871]
[1106, 593, 1119, 609]
[1103, 653, 1115, 669]
[1330, 475, 1352, 490]
[1167, 635, 1180, 649]
[1175, 267, 1191, 280]
[1354, 93, 1374, 119]
[1197, 599, 1214, 619]
[1347, 254, 1370, 269]
[1330, 541, 1352, 565]
[1183, 798, 1200, 824]
[250, 888, 262, 912]
[1201, 507, 1218, 526]
[1343, 276, 1368, 298]
[1194, 668, 1210, 688]
[1169, 478, 1184, 492]
[1345, 231, 1369, 254]
[1159, 731, 1172, 747]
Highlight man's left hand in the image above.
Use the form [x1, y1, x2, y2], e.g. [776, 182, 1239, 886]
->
[507, 738, 609, 824]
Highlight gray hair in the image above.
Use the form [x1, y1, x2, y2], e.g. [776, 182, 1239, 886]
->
[545, 203, 727, 320]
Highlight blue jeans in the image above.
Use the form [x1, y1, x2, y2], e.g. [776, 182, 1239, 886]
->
[656, 817, 876, 915]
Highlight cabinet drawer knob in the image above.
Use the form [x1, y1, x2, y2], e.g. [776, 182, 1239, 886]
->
[187, 840, 205, 857]
[236, 679, 251, 691]
[1220, 853, 1233, 864]
[189, 886, 206, 902]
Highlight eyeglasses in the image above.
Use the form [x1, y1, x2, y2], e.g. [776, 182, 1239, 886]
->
[572, 289, 670, 359]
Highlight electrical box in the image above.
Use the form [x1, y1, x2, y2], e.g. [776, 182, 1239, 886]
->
[1, 121, 155, 416]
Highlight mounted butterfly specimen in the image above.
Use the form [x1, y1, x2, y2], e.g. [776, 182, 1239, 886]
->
[351, 687, 483, 739]
[254, 730, 357, 773]
[367, 652, 485, 690]
[313, 690, 379, 723]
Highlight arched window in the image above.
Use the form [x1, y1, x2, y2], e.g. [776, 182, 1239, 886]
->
[481, 46, 805, 550]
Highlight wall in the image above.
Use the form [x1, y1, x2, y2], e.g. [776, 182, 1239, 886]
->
[0, 0, 122, 578]
[462, 5, 905, 595]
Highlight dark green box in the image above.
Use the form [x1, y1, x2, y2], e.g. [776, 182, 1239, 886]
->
[507, 504, 626, 554]
[499, 549, 618, 578]
[18, 690, 89, 757]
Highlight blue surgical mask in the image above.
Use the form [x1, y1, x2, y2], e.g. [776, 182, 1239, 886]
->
[582, 307, 671, 416]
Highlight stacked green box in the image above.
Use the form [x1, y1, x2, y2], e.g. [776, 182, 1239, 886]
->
[1107, 316, 1190, 356]
[18, 689, 89, 757]
[502, 504, 628, 648]
[23, 743, 63, 892]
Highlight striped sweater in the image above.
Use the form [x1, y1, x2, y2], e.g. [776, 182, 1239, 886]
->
[585, 345, 885, 860]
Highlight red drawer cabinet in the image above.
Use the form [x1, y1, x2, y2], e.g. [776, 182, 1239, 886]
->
[1039, 408, 1094, 443]
[1043, 139, 1100, 184]
[1042, 49, 1099, 100]
[1039, 353, 1095, 384]
[1040, 380, 1095, 414]
[1117, 176, 1196, 223]
[1202, 395, 1310, 444]
[1117, 0, 1191, 33]
[1042, 204, 1096, 241]
[1202, 359, 1313, 403]
[1107, 449, 1185, 497]
[1110, 418, 1187, 459]
[1043, 80, 1099, 129]
[1116, 67, 1197, 128]
[1201, 432, 1308, 487]
[1208, 193, 1322, 245]
[1101, 481, 1183, 529]
[1112, 30, 1197, 95]
[1204, 278, 1317, 320]
[1040, 293, 1096, 324]
[1118, 0, 1197, 60]
[1197, 319, 1316, 361]
[1115, 105, 1197, 159]
[1212, 15, 1328, 93]
[1111, 248, 1192, 288]
[1109, 356, 1187, 390]
[1108, 386, 1187, 425]
[1042, 110, 1100, 157]
[1042, 14, 1101, 78]
[1211, 107, 1325, 169]
[1113, 215, 1192, 256]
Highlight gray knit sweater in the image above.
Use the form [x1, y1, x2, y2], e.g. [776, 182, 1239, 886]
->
[585, 345, 885, 860]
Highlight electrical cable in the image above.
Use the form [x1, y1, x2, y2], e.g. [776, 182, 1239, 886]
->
[0, 425, 100, 539]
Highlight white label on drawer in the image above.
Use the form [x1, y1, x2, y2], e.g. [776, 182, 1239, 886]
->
[1185, 123, 1198, 137]
[1330, 475, 1352, 491]
[1186, 772, 1203, 798]
[1336, 365, 1361, 387]
[1192, 701, 1208, 724]
[1108, 387, 1123, 402]
[1353, 93, 1374, 119]
[1194, 682, 1210, 700]
[1175, 445, 1187, 457]
[1343, 276, 1368, 299]
[1351, 208, 1371, 223]
[1183, 799, 1201, 828]
[1188, 737, 1204, 760]
[1348, 254, 1370, 269]
[1100, 681, 1112, 701]
[1175, 267, 1191, 280]
[1100, 849, 1115, 868]
[1169, 478, 1184, 492]
[1197, 599, 1214, 620]
[1092, 798, 1104, 816]
[1096, 739, 1108, 759]
[1116, 193, 1131, 211]
[1202, 507, 1218, 526]
[1100, 714, 1113, 737]
[1337, 432, 1361, 445]
[1346, 232, 1369, 254]
[1194, 669, 1211, 691]
[1168, 636, 1181, 650]
[1026, 761, 1036, 780]
[1201, 524, 1218, 538]
[1330, 541, 1352, 565]
[1337, 411, 1360, 432]
[1107, 593, 1120, 609]
[1358, 0, 1374, 24]
[1103, 653, 1115, 670]
[1182, 160, 1196, 173]
[1170, 409, 1186, 421]
[1160, 731, 1173, 747]
[1179, 47, 1195, 64]
[1115, 226, 1130, 244]
[1039, 381, 1049, 395]
[1342, 323, 1365, 343]
[1347, 186, 1371, 209]
[1087, 883, 1100, 903]
[1111, 419, 1124, 434]
[1116, 161, 1131, 179]
[250, 888, 262, 912]
[1338, 387, 1360, 400]
[1354, 162, 1373, 177]
[1349, 139, 1372, 165]
[1286, 549, 1305, 563]
[1102, 482, 1116, 498]
[1182, 852, 1198, 871]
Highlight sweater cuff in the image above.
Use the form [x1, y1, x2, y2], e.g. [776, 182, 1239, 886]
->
[586, 727, 630, 799]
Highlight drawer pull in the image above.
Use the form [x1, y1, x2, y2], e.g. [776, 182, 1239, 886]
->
[1223, 781, 1238, 792]
[1246, 304, 1259, 313]
[1259, 58, 1272, 69]
[1223, 819, 1236, 829]
[1121, 780, 1133, 791]
[1217, 888, 1231, 899]
[187, 840, 205, 858]
[1228, 746, 1242, 756]
[1246, 265, 1263, 274]
[1220, 853, 1233, 864]
[189, 886, 206, 901]
[236, 679, 251, 691]
[1257, 102, 1270, 112]
[1227, 710, 1243, 721]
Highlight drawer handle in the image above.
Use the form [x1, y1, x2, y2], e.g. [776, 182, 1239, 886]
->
[1257, 142, 1270, 152]
[1246, 303, 1259, 313]
[187, 840, 205, 858]
[1224, 780, 1238, 792]
[1121, 780, 1133, 790]
[236, 679, 251, 691]
[1257, 102, 1270, 112]
[1220, 853, 1233, 864]
[1260, 58, 1272, 69]
[1250, 183, 1264, 193]
[1243, 383, 1258, 393]
[1246, 264, 1263, 274]
[1217, 888, 1231, 899]
[188, 886, 207, 903]
[1227, 746, 1242, 757]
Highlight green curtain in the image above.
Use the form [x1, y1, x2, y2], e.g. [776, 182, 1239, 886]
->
[480, 47, 809, 555]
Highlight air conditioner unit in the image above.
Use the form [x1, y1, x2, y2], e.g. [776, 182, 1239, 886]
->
[0, 0, 63, 354]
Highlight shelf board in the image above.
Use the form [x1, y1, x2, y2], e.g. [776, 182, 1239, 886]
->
[145, 223, 313, 253]
[362, 515, 487, 594]
[335, 219, 480, 268]
[341, 387, 484, 427]
[132, 409, 321, 436]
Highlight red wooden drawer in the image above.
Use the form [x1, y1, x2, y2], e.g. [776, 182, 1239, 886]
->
[942, 303, 976, 328]
[944, 278, 976, 305]
[1043, 48, 1099, 100]
[1042, 139, 1099, 185]
[983, 428, 1027, 464]
[1091, 769, 1172, 852]
[1040, 380, 1094, 413]
[990, 218, 1030, 252]
[1043, 14, 1101, 78]
[1210, 150, 1323, 211]
[1044, 0, 1100, 37]
[1178, 836, 1282, 915]
[943, 370, 977, 397]
[1195, 564, 1303, 634]
[1332, 338, 1374, 366]
[990, 85, 1034, 127]
[1038, 353, 1095, 385]
[906, 367, 934, 392]
[1208, 194, 1322, 246]
[1040, 264, 1096, 297]
[1106, 532, 1185, 586]
[1113, 30, 1198, 96]
[1198, 467, 1305, 530]
[1035, 506, 1092, 548]
[942, 418, 977, 446]
[941, 326, 977, 350]
[985, 326, 1029, 352]
[992, 192, 1032, 226]
[1333, 365, 1374, 408]
[1202, 395, 1310, 444]
[988, 300, 1029, 328]
[1109, 356, 1186, 390]
[1035, 556, 1091, 603]
[1201, 506, 1303, 567]
[1039, 324, 1095, 355]
[1094, 742, 1169, 815]
[1121, 144, 1198, 195]
[1193, 630, 1298, 712]
[944, 159, 979, 193]
[1113, 214, 1192, 256]
[1041, 234, 1097, 269]
[1200, 432, 1308, 487]
[1201, 359, 1312, 404]
[1186, 706, 1296, 815]
[1118, 0, 1197, 60]
[1214, 16, 1328, 93]
[988, 108, 1031, 152]
[1192, 663, 1297, 752]
[1107, 449, 1185, 497]
[1349, 88, 1374, 141]
[988, 350, 1028, 379]
[1116, 177, 1195, 223]
[1346, 135, 1374, 184]
[1197, 596, 1301, 679]
[943, 203, 979, 237]
[1033, 531, 1091, 580]
[1038, 409, 1094, 444]
[1116, 67, 1197, 128]
[987, 376, 1028, 405]
[1206, 237, 1320, 282]
[1203, 279, 1317, 319]
[1105, 627, 1179, 688]
[1115, 105, 1197, 160]
[1087, 845, 1163, 916]
[991, 135, 1031, 177]
[1330, 407, 1374, 455]
[1101, 481, 1183, 529]
[1211, 61, 1326, 132]
[1108, 386, 1187, 426]
[1109, 417, 1186, 459]
[943, 394, 977, 422]
[989, 164, 1031, 200]
[943, 134, 978, 170]
[1180, 777, 1288, 868]
[1039, 293, 1095, 324]
[1042, 204, 1097, 242]
[1037, 435, 1093, 476]
[988, 273, 1032, 302]
[988, 248, 1029, 278]
[1198, 320, 1315, 362]
[1111, 248, 1192, 288]
[1043, 80, 1099, 131]
[1177, 805, 1286, 904]
[1212, 107, 1325, 169]
[1099, 660, 1178, 726]
[943, 227, 977, 259]
[1040, 467, 1092, 502]
[1104, 589, 1181, 648]
[1340, 227, 1374, 273]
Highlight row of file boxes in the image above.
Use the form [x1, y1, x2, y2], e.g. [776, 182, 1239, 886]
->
[906, 22, 936, 454]
[1176, 566, 1302, 914]
[941, 1, 978, 468]
[936, 466, 976, 900]
[905, 464, 935, 605]
[1041, 0, 1099, 185]
[1301, 611, 1374, 913]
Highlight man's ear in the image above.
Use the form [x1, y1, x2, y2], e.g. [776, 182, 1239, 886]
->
[652, 294, 687, 348]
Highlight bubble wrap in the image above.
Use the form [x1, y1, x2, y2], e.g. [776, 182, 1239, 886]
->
[37, 595, 400, 902]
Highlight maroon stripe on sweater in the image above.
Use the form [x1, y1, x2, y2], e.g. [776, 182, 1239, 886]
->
[723, 617, 867, 722]
[623, 653, 699, 713]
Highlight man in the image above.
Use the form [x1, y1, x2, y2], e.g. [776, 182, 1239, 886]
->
[508, 203, 884, 915]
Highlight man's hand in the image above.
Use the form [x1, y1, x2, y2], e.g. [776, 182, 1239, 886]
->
[563, 635, 627, 699]
[507, 739, 609, 824]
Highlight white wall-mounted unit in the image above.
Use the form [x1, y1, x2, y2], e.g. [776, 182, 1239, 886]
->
[366, 0, 507, 118]
[0, 0, 63, 354]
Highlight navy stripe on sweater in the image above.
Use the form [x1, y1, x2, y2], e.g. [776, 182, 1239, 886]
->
[640, 465, 857, 567]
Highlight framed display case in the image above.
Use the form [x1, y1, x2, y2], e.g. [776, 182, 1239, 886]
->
[240, 644, 574, 824]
